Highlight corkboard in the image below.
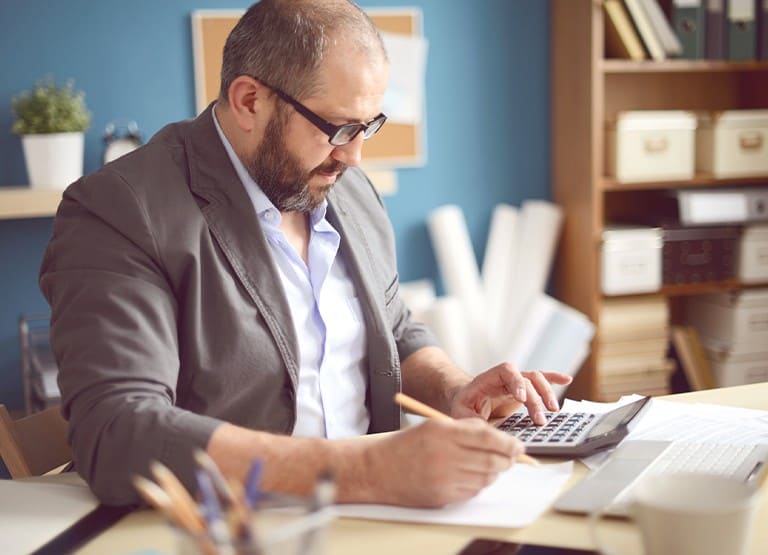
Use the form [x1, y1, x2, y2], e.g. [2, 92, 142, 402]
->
[190, 8, 424, 167]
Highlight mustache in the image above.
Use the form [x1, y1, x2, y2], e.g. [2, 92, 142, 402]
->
[313, 160, 347, 176]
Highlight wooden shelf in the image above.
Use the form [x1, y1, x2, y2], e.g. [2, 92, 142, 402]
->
[601, 59, 768, 74]
[0, 187, 62, 220]
[602, 174, 768, 192]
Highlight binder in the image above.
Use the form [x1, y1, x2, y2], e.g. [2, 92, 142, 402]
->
[605, 0, 648, 60]
[624, 0, 667, 60]
[672, 0, 706, 58]
[758, 0, 768, 59]
[727, 0, 757, 60]
[705, 0, 728, 58]
[642, 0, 684, 57]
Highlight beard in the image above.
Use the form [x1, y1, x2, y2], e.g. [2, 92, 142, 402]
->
[246, 111, 348, 212]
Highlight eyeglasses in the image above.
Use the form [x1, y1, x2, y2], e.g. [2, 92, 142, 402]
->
[255, 78, 387, 147]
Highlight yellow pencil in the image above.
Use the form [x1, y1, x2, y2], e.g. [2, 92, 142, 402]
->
[394, 392, 541, 466]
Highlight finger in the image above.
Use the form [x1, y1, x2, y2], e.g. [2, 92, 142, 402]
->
[473, 363, 528, 402]
[450, 419, 522, 457]
[454, 449, 516, 476]
[537, 371, 573, 385]
[523, 378, 548, 425]
[527, 370, 561, 412]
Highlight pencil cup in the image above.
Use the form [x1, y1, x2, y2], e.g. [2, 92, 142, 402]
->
[174, 494, 334, 555]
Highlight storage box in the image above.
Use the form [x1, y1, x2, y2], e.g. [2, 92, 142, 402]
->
[684, 288, 768, 345]
[601, 226, 663, 295]
[676, 188, 768, 225]
[606, 111, 697, 182]
[661, 225, 740, 285]
[696, 110, 768, 178]
[738, 224, 768, 283]
[703, 340, 768, 387]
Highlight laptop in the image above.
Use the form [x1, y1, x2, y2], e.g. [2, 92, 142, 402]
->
[554, 439, 768, 517]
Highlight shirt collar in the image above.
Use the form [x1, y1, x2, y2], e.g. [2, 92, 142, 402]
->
[211, 103, 329, 228]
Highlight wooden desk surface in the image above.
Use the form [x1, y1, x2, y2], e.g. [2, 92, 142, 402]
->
[77, 383, 768, 555]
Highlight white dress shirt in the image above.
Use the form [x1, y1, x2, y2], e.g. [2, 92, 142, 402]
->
[212, 106, 370, 439]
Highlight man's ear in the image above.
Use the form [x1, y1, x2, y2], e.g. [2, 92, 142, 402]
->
[227, 76, 272, 132]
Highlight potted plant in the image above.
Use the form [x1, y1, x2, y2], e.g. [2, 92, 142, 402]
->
[11, 77, 91, 189]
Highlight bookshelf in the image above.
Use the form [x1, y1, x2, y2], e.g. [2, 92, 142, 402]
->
[551, 0, 768, 400]
[0, 188, 61, 220]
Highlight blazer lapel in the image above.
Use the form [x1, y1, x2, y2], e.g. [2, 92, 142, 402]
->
[183, 104, 300, 386]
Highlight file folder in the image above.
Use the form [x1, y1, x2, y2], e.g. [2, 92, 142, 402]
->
[727, 0, 757, 60]
[673, 0, 706, 58]
[705, 0, 728, 58]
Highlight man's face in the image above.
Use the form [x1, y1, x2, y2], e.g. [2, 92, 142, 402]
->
[247, 46, 388, 212]
[245, 107, 345, 212]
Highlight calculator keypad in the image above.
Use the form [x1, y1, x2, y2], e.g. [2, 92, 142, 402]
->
[497, 412, 597, 444]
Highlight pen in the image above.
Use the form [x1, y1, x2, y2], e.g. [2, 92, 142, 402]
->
[393, 392, 541, 466]
[194, 450, 259, 548]
[245, 458, 264, 509]
[150, 461, 206, 532]
[196, 469, 235, 555]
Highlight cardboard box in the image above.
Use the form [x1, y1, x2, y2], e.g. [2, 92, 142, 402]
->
[607, 111, 697, 182]
[697, 110, 768, 178]
[601, 226, 663, 295]
[684, 288, 768, 344]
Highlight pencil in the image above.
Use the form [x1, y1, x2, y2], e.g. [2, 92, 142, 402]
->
[393, 392, 541, 466]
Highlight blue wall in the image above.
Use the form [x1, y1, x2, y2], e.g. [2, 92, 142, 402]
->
[0, 0, 551, 411]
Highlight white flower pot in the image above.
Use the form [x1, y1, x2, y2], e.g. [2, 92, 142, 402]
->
[21, 132, 85, 190]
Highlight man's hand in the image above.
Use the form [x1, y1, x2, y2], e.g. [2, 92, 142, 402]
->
[449, 363, 573, 425]
[363, 418, 525, 508]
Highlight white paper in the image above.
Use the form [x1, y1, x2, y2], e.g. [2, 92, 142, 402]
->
[0, 474, 98, 554]
[428, 205, 490, 371]
[379, 31, 428, 125]
[335, 461, 573, 528]
[481, 204, 519, 347]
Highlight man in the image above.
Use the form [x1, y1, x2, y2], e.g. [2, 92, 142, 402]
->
[40, 0, 571, 508]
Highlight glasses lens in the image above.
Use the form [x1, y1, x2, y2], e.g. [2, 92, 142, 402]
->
[331, 124, 362, 146]
[362, 115, 386, 139]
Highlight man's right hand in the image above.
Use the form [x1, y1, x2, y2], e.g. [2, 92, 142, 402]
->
[358, 418, 525, 508]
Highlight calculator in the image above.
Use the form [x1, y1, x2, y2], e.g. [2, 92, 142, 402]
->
[496, 396, 652, 457]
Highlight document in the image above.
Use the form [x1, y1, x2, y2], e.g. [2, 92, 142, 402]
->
[334, 461, 573, 528]
[0, 473, 98, 554]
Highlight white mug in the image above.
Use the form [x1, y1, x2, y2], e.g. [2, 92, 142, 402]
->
[591, 472, 760, 555]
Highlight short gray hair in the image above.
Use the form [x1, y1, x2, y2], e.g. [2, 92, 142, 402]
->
[219, 0, 387, 102]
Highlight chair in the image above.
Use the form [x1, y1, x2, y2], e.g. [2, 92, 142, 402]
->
[0, 404, 72, 478]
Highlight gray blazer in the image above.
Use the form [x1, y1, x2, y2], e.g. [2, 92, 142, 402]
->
[39, 104, 436, 505]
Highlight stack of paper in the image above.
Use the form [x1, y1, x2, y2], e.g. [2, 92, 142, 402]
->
[597, 296, 674, 400]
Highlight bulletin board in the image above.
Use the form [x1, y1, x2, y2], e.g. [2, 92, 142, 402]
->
[190, 8, 425, 168]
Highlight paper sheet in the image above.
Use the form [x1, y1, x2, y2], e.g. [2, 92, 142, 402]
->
[0, 473, 98, 554]
[562, 396, 768, 469]
[335, 461, 573, 528]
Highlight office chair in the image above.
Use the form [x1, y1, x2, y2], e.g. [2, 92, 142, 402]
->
[0, 404, 72, 478]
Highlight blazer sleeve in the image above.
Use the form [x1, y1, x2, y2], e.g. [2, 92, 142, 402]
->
[39, 170, 222, 506]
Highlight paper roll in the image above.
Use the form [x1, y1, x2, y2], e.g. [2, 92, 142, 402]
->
[481, 204, 520, 351]
[427, 205, 490, 371]
[501, 200, 563, 351]
[420, 296, 473, 371]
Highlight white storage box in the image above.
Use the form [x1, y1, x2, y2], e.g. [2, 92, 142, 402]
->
[738, 224, 768, 283]
[601, 226, 663, 295]
[696, 110, 768, 178]
[703, 340, 768, 387]
[606, 111, 697, 182]
[684, 288, 768, 344]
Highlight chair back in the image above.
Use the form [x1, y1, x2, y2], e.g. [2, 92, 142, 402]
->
[0, 404, 72, 478]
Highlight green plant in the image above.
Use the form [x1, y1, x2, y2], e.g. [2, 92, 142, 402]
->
[11, 77, 91, 135]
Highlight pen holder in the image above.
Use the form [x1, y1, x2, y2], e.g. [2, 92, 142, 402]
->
[173, 493, 334, 555]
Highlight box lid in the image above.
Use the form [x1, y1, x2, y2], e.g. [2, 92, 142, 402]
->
[612, 110, 697, 131]
[602, 225, 663, 250]
[743, 224, 768, 240]
[703, 109, 768, 129]
[695, 287, 768, 308]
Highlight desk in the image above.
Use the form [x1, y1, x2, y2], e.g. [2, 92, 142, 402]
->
[77, 383, 768, 554]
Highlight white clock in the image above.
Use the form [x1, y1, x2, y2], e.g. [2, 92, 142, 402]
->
[103, 120, 143, 164]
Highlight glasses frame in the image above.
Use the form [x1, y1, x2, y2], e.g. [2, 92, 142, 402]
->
[253, 77, 387, 147]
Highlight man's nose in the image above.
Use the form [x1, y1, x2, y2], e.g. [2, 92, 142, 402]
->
[330, 132, 365, 167]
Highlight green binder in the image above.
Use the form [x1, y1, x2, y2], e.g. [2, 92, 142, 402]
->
[673, 0, 706, 59]
[727, 0, 757, 60]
